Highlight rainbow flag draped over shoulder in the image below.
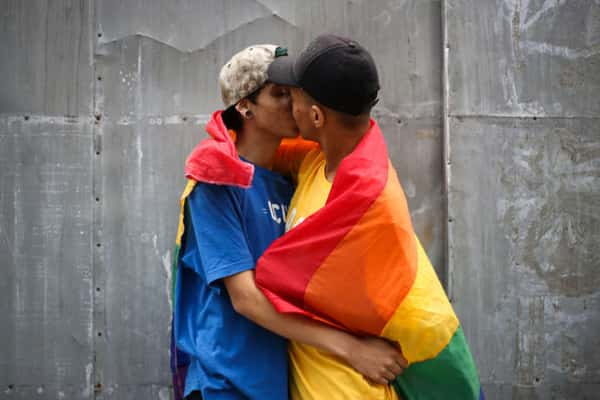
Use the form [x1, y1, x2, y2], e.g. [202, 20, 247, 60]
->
[255, 120, 484, 400]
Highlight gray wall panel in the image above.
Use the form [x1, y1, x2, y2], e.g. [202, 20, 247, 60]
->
[95, 36, 208, 393]
[447, 0, 600, 117]
[97, 116, 202, 391]
[446, 1, 600, 397]
[0, 0, 93, 116]
[447, 116, 600, 397]
[0, 116, 94, 399]
[96, 0, 286, 52]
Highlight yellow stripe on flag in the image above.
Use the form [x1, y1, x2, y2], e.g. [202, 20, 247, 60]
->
[176, 179, 197, 246]
[381, 236, 459, 364]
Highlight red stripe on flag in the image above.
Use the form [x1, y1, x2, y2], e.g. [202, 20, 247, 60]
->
[255, 120, 390, 313]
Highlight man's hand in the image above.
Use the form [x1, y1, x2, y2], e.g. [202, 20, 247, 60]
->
[344, 336, 408, 385]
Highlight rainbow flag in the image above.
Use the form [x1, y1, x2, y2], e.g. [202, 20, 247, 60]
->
[255, 120, 484, 399]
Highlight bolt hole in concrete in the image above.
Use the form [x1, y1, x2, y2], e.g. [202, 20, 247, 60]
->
[24, 115, 29, 121]
[95, 197, 100, 202]
[97, 33, 102, 38]
[98, 332, 102, 337]
[96, 151, 101, 156]
[96, 243, 101, 248]
[97, 76, 102, 81]
[96, 287, 101, 292]
[95, 114, 102, 121]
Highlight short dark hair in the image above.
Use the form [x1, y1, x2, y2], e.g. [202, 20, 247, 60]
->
[221, 87, 262, 132]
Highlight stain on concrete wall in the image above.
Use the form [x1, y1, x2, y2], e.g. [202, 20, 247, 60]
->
[447, 0, 600, 117]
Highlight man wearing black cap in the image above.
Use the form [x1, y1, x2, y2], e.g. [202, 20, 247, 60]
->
[267, 34, 402, 399]
[268, 33, 379, 158]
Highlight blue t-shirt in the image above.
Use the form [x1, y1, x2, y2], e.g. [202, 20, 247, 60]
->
[174, 163, 293, 399]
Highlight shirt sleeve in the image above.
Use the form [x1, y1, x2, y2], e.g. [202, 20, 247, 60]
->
[185, 183, 254, 286]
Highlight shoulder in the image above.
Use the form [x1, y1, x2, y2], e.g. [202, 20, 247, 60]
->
[252, 166, 293, 189]
[186, 182, 242, 210]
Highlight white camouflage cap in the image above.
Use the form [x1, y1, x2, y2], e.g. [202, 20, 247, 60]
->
[219, 44, 288, 108]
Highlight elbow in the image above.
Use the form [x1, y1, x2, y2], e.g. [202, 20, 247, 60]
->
[230, 295, 249, 317]
[230, 289, 259, 320]
[224, 273, 268, 322]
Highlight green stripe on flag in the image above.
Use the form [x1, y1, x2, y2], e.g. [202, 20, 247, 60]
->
[171, 244, 180, 306]
[393, 326, 481, 400]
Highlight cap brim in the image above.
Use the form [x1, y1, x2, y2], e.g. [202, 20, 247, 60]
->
[267, 56, 300, 86]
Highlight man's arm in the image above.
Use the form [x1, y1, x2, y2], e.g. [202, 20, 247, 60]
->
[271, 138, 319, 183]
[224, 270, 407, 384]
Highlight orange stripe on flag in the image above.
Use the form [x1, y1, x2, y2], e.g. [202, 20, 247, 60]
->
[303, 165, 418, 335]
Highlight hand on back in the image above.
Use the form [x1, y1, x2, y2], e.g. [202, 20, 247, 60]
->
[346, 336, 408, 385]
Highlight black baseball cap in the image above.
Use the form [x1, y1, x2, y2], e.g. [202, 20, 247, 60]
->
[267, 34, 380, 116]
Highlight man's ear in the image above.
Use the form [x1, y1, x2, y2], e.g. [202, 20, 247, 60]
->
[235, 99, 253, 120]
[311, 104, 325, 128]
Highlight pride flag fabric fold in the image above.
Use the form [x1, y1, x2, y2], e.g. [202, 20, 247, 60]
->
[184, 110, 254, 188]
[255, 120, 483, 399]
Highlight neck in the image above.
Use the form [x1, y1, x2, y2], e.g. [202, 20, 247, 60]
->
[235, 125, 281, 169]
[321, 121, 370, 181]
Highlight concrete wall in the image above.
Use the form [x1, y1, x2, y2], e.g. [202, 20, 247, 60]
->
[445, 1, 600, 398]
[0, 0, 598, 399]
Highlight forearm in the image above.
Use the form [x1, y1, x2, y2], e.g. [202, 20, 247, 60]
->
[226, 272, 358, 360]
[250, 290, 357, 357]
[225, 270, 408, 384]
